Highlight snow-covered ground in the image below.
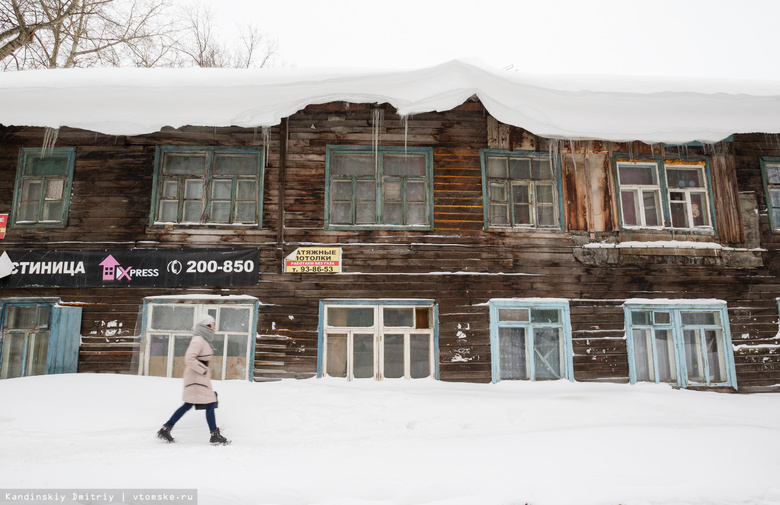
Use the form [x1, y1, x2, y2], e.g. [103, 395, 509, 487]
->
[2, 374, 780, 505]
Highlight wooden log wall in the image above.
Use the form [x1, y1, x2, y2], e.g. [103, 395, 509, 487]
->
[1, 101, 780, 390]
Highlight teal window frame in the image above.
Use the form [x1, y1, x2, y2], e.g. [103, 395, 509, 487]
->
[0, 298, 82, 379]
[613, 154, 717, 234]
[324, 146, 434, 230]
[760, 157, 780, 231]
[489, 299, 574, 383]
[139, 296, 259, 382]
[479, 150, 564, 230]
[11, 147, 76, 228]
[317, 299, 439, 380]
[150, 146, 265, 228]
[624, 301, 737, 389]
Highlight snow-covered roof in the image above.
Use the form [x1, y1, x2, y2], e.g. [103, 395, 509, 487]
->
[3, 59, 780, 143]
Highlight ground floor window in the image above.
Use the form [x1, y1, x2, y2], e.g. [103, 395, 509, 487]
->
[489, 299, 574, 382]
[318, 300, 437, 380]
[0, 298, 82, 379]
[624, 300, 736, 388]
[141, 297, 258, 381]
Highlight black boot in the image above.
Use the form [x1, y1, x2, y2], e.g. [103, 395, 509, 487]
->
[157, 424, 175, 443]
[209, 428, 230, 445]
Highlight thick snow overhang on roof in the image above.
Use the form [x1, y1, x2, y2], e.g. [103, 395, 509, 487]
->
[3, 59, 780, 143]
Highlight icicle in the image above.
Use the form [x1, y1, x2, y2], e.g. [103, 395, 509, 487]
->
[569, 140, 578, 173]
[372, 108, 384, 170]
[41, 127, 59, 156]
[402, 115, 408, 156]
[262, 127, 271, 168]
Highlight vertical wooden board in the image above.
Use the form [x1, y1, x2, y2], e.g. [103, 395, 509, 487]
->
[711, 155, 744, 244]
[586, 152, 618, 231]
[561, 153, 589, 231]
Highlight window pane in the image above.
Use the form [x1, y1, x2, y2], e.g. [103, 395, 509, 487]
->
[214, 153, 259, 175]
[771, 188, 780, 208]
[326, 334, 347, 378]
[691, 192, 709, 226]
[356, 180, 376, 201]
[163, 153, 206, 175]
[537, 205, 555, 226]
[37, 306, 51, 328]
[209, 335, 224, 380]
[410, 333, 431, 379]
[331, 202, 352, 224]
[384, 180, 402, 200]
[151, 305, 195, 331]
[44, 179, 64, 200]
[383, 154, 425, 176]
[27, 155, 69, 176]
[681, 311, 719, 326]
[235, 202, 256, 223]
[219, 308, 250, 332]
[642, 191, 661, 226]
[18, 200, 39, 222]
[183, 201, 203, 222]
[536, 184, 554, 204]
[767, 164, 780, 184]
[509, 159, 531, 179]
[684, 329, 706, 383]
[619, 164, 656, 185]
[237, 180, 258, 200]
[163, 180, 178, 198]
[356, 202, 376, 224]
[159, 200, 178, 222]
[225, 334, 249, 380]
[490, 204, 510, 226]
[210, 201, 231, 223]
[407, 181, 426, 202]
[22, 179, 42, 202]
[25, 333, 49, 376]
[332, 180, 353, 201]
[531, 309, 560, 324]
[1, 333, 26, 379]
[512, 184, 529, 204]
[184, 179, 204, 199]
[382, 202, 403, 225]
[667, 168, 703, 189]
[633, 329, 653, 382]
[327, 307, 374, 327]
[498, 308, 529, 322]
[407, 203, 427, 225]
[654, 312, 671, 325]
[705, 330, 726, 383]
[670, 200, 689, 228]
[384, 308, 414, 327]
[172, 335, 191, 378]
[148, 335, 169, 377]
[332, 154, 374, 176]
[42, 201, 63, 221]
[499, 327, 527, 380]
[631, 311, 651, 325]
[621, 190, 638, 226]
[415, 307, 431, 329]
[487, 157, 509, 178]
[7, 305, 37, 329]
[533, 327, 562, 380]
[513, 204, 531, 225]
[532, 159, 552, 180]
[353, 334, 375, 379]
[383, 334, 404, 378]
[212, 180, 233, 200]
[655, 329, 677, 383]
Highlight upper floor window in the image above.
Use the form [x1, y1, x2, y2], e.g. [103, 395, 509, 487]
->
[489, 299, 574, 382]
[151, 146, 264, 227]
[141, 297, 258, 381]
[11, 147, 76, 228]
[325, 146, 433, 230]
[615, 157, 714, 231]
[481, 151, 561, 230]
[760, 157, 780, 230]
[624, 301, 737, 389]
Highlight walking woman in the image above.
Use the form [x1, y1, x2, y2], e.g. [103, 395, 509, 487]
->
[156, 314, 230, 445]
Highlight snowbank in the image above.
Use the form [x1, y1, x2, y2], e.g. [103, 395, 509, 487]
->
[4, 60, 780, 143]
[1, 374, 780, 505]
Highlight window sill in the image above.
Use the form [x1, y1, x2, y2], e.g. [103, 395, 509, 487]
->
[575, 240, 764, 267]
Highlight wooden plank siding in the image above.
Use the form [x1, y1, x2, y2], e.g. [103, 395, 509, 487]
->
[1, 100, 780, 391]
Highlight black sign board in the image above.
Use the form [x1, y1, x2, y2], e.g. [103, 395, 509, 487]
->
[0, 248, 259, 288]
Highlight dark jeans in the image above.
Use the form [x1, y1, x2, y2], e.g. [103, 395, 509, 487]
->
[165, 402, 217, 431]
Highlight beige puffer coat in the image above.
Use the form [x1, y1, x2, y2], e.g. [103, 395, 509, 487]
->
[182, 335, 217, 405]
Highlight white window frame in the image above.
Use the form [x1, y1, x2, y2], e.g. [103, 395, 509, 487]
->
[140, 297, 258, 381]
[318, 300, 438, 381]
[615, 161, 664, 229]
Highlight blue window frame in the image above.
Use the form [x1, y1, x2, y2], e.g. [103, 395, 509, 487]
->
[317, 299, 438, 380]
[480, 150, 564, 230]
[614, 155, 716, 233]
[624, 301, 737, 389]
[11, 147, 76, 228]
[150, 146, 265, 228]
[324, 146, 434, 230]
[489, 299, 574, 383]
[140, 296, 258, 381]
[0, 298, 82, 379]
[759, 157, 780, 231]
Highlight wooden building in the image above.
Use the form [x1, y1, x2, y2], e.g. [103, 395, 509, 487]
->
[1, 62, 779, 391]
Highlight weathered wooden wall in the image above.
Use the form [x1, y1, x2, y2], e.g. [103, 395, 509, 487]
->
[1, 101, 779, 390]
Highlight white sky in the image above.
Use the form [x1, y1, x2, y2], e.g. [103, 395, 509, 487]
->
[207, 0, 780, 80]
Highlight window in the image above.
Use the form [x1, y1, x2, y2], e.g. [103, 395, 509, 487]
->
[11, 147, 76, 228]
[615, 157, 714, 231]
[141, 298, 258, 381]
[481, 151, 561, 229]
[0, 298, 82, 379]
[760, 157, 780, 230]
[151, 146, 264, 227]
[319, 300, 437, 380]
[489, 299, 573, 382]
[325, 146, 433, 229]
[624, 301, 737, 388]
